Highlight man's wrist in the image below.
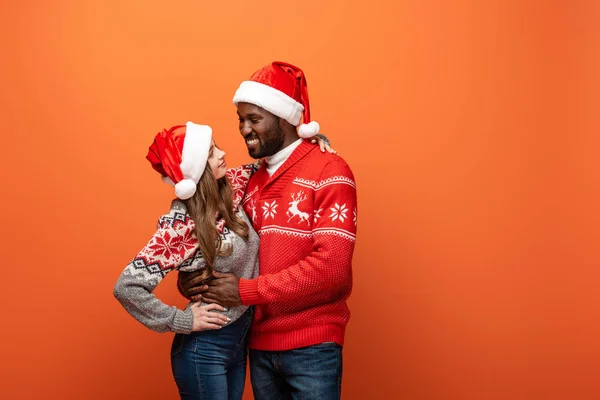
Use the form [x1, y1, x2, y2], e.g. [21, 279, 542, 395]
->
[238, 278, 261, 305]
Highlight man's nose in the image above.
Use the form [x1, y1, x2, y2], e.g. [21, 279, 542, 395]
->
[240, 123, 252, 135]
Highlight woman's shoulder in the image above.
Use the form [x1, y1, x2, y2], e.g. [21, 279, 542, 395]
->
[157, 200, 194, 231]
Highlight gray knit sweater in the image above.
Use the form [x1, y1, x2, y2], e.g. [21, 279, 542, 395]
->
[113, 200, 260, 334]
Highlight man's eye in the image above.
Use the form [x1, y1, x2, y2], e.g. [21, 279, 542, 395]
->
[251, 119, 259, 124]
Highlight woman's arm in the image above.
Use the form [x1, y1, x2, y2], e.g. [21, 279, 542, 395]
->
[113, 209, 227, 333]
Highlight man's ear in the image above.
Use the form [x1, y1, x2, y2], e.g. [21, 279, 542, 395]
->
[279, 118, 297, 136]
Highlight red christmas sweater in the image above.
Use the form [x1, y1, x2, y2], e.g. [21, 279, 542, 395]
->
[238, 141, 357, 351]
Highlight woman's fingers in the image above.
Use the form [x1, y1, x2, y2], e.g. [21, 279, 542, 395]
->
[204, 316, 230, 326]
[202, 303, 226, 312]
[199, 310, 229, 323]
[200, 322, 223, 330]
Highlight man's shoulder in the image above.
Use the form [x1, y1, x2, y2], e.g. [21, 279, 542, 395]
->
[287, 151, 355, 193]
[156, 200, 194, 230]
[304, 150, 354, 181]
[304, 147, 352, 170]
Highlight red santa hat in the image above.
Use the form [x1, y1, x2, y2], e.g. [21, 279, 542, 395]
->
[146, 121, 212, 200]
[232, 61, 320, 138]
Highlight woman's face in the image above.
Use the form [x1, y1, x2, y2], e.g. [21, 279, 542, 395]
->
[208, 141, 227, 179]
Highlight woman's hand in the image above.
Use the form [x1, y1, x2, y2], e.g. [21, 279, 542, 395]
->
[311, 135, 337, 154]
[190, 302, 230, 331]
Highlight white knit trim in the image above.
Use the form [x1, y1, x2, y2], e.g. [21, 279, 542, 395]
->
[312, 228, 356, 241]
[259, 225, 356, 241]
[292, 176, 356, 190]
[259, 225, 313, 239]
[181, 122, 212, 183]
[233, 81, 304, 126]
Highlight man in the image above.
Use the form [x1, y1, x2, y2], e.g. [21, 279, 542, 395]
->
[179, 61, 357, 399]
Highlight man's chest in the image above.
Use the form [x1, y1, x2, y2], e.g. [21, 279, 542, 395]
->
[242, 176, 317, 232]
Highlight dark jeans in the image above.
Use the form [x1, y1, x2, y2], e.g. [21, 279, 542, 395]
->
[249, 342, 343, 400]
[170, 308, 253, 400]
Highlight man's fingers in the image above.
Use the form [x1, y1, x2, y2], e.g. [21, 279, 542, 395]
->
[203, 292, 218, 301]
[185, 286, 206, 296]
[202, 296, 219, 304]
[212, 270, 228, 278]
[180, 270, 204, 279]
[181, 275, 208, 291]
[190, 294, 203, 302]
[179, 270, 204, 285]
[186, 275, 209, 288]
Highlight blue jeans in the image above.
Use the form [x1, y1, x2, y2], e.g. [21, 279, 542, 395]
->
[170, 308, 253, 400]
[249, 342, 343, 400]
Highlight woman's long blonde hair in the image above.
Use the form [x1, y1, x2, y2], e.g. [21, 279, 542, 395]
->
[183, 165, 248, 281]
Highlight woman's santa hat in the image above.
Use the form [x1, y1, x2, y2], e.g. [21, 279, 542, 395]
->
[146, 121, 212, 200]
[232, 61, 320, 138]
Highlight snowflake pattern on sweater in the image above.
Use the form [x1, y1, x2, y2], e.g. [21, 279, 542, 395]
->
[126, 164, 256, 278]
[113, 164, 258, 334]
[238, 141, 358, 351]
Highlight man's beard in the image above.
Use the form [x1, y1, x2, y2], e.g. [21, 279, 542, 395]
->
[248, 121, 285, 159]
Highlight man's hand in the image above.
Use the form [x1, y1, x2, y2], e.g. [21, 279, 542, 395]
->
[178, 270, 209, 302]
[202, 271, 243, 307]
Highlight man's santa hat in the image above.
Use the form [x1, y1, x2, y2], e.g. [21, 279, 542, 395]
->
[146, 121, 212, 200]
[232, 61, 320, 138]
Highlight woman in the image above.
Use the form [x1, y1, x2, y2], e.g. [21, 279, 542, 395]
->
[113, 121, 332, 399]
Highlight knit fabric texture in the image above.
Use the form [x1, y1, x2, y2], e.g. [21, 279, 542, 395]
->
[239, 141, 357, 351]
[114, 165, 259, 333]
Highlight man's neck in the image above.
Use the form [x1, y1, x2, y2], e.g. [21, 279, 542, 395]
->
[264, 138, 302, 176]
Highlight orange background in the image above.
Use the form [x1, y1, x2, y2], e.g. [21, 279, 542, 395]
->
[1, 1, 599, 399]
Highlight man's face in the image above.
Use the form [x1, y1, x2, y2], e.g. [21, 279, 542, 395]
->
[237, 102, 284, 159]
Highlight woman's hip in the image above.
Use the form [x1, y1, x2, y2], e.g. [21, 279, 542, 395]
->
[171, 307, 253, 361]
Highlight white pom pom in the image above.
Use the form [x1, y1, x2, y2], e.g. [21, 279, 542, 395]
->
[175, 178, 197, 199]
[297, 121, 320, 138]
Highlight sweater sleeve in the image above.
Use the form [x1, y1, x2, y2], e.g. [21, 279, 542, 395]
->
[113, 214, 202, 333]
[239, 159, 357, 305]
[225, 164, 257, 211]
